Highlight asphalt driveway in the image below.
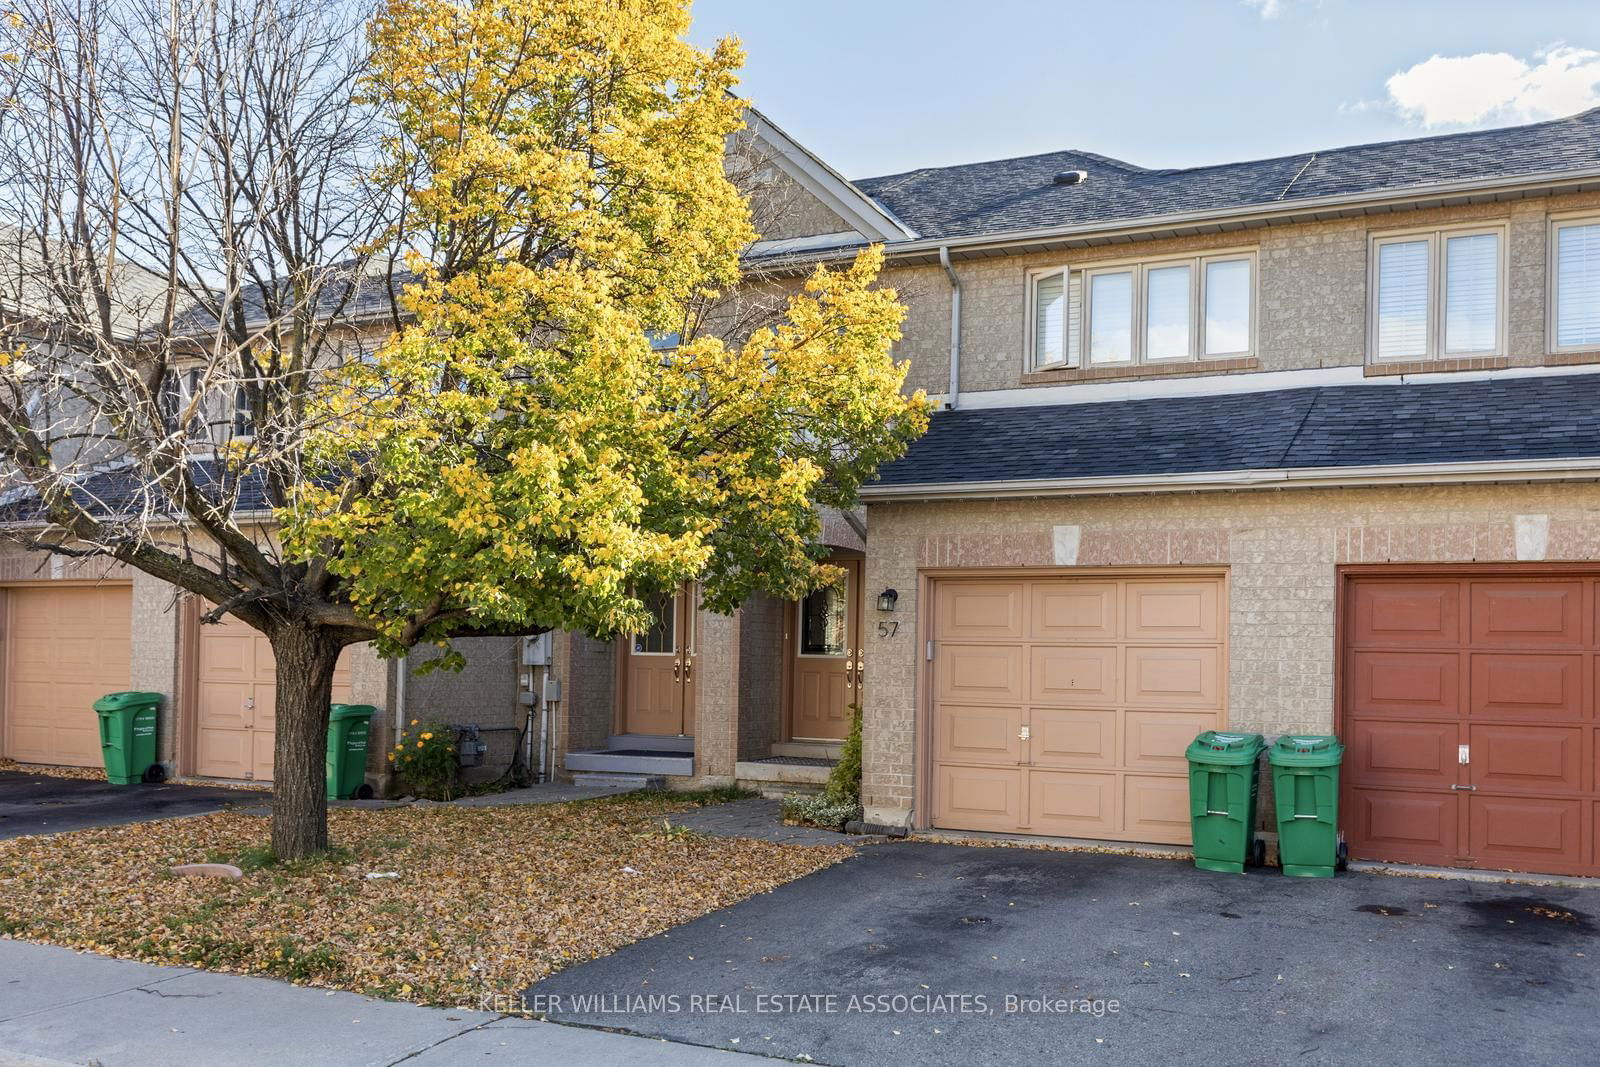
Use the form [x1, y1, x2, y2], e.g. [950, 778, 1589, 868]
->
[0, 771, 245, 839]
[527, 841, 1599, 1066]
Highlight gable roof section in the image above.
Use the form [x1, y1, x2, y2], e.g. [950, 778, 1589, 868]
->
[742, 106, 917, 246]
[865, 373, 1600, 496]
[851, 107, 1600, 245]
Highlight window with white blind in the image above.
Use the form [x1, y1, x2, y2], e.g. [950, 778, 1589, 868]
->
[1026, 251, 1254, 370]
[1369, 226, 1504, 362]
[1552, 218, 1600, 352]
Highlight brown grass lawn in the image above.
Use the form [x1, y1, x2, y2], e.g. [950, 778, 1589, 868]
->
[0, 791, 853, 1006]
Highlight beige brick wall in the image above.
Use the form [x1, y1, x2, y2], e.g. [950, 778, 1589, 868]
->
[737, 594, 784, 760]
[860, 481, 1600, 827]
[870, 188, 1600, 396]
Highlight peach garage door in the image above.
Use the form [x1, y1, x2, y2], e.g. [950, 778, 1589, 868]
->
[3, 584, 132, 767]
[195, 607, 352, 781]
[931, 575, 1226, 844]
[1342, 573, 1600, 877]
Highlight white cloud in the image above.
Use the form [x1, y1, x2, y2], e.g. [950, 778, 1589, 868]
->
[1244, 0, 1286, 18]
[1385, 46, 1600, 127]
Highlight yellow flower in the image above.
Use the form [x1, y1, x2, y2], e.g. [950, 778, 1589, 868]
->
[416, 741, 424, 748]
[395, 743, 404, 750]
[420, 732, 433, 741]
[387, 752, 396, 762]
[410, 719, 418, 726]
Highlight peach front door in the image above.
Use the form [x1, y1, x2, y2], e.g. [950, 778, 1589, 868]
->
[3, 584, 132, 767]
[194, 606, 352, 781]
[621, 587, 696, 737]
[791, 561, 862, 742]
[931, 575, 1226, 844]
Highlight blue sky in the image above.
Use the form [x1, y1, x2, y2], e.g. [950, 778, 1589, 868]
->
[689, 0, 1600, 179]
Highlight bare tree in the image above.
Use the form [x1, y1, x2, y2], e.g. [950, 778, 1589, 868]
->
[0, 0, 393, 856]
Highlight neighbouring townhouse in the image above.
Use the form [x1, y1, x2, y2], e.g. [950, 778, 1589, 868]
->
[8, 103, 1600, 883]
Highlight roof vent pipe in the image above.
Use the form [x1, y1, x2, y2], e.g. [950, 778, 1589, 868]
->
[938, 245, 961, 410]
[1053, 170, 1088, 185]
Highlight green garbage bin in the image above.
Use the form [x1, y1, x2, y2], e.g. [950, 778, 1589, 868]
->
[326, 704, 377, 800]
[1268, 734, 1346, 878]
[1186, 730, 1266, 874]
[93, 692, 162, 785]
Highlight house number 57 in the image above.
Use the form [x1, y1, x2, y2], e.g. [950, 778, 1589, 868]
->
[877, 620, 900, 638]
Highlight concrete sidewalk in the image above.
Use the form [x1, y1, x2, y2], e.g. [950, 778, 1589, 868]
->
[0, 940, 744, 1067]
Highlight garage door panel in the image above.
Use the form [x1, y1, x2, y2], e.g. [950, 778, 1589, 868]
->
[196, 727, 250, 779]
[935, 704, 1022, 765]
[938, 644, 1023, 704]
[1125, 582, 1220, 641]
[1345, 719, 1458, 788]
[1029, 583, 1116, 640]
[1123, 775, 1194, 845]
[1470, 724, 1582, 793]
[1030, 708, 1115, 768]
[1123, 710, 1221, 772]
[1471, 582, 1583, 647]
[1348, 650, 1460, 718]
[1347, 788, 1459, 865]
[1351, 581, 1461, 645]
[1469, 796, 1583, 872]
[936, 583, 1023, 639]
[1029, 645, 1116, 706]
[1029, 771, 1117, 837]
[935, 765, 1022, 832]
[1470, 654, 1582, 720]
[4, 585, 132, 768]
[1125, 647, 1219, 708]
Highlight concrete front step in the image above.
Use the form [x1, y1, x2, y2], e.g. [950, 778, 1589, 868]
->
[569, 772, 666, 790]
[565, 749, 693, 776]
[770, 741, 844, 760]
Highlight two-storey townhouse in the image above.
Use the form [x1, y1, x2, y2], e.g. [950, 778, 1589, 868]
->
[558, 106, 1600, 879]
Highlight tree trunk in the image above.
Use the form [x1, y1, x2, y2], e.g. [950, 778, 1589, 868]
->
[269, 622, 342, 859]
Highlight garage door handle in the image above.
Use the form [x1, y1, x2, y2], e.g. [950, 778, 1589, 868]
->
[1450, 784, 1477, 791]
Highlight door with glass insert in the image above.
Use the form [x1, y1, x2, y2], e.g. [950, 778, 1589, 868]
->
[790, 560, 862, 741]
[622, 586, 695, 736]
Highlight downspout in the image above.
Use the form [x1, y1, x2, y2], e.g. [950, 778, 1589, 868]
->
[938, 245, 961, 409]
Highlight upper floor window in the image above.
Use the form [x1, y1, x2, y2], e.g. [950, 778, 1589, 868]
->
[1369, 225, 1505, 362]
[1552, 217, 1600, 352]
[1027, 251, 1254, 371]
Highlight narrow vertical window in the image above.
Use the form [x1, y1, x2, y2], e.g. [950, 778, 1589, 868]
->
[1556, 221, 1600, 350]
[1443, 232, 1499, 354]
[1088, 270, 1134, 364]
[1203, 258, 1251, 355]
[1032, 271, 1065, 368]
[1375, 239, 1430, 360]
[1144, 263, 1192, 360]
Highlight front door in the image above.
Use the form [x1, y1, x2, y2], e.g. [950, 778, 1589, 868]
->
[621, 587, 695, 737]
[790, 560, 863, 741]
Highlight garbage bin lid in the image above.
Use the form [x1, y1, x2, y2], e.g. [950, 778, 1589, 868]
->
[1186, 729, 1265, 765]
[328, 703, 377, 721]
[1268, 733, 1346, 766]
[92, 691, 162, 712]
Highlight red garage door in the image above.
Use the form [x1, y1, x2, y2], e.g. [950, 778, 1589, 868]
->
[1341, 571, 1599, 877]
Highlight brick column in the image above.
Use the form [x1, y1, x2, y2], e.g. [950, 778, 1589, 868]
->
[129, 570, 183, 769]
[692, 606, 741, 782]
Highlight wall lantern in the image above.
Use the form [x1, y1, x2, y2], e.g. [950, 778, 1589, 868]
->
[876, 588, 899, 613]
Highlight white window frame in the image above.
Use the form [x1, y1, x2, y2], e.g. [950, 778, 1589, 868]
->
[1366, 222, 1508, 363]
[1025, 249, 1257, 371]
[1548, 212, 1600, 355]
[1025, 265, 1071, 371]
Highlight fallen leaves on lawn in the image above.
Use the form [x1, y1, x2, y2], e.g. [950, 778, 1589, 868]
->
[0, 792, 852, 1007]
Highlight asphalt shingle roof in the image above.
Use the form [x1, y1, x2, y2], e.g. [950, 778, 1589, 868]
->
[852, 108, 1600, 242]
[870, 373, 1600, 488]
[0, 459, 272, 524]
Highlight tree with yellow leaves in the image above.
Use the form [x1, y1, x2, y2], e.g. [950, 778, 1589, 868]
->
[0, 0, 924, 859]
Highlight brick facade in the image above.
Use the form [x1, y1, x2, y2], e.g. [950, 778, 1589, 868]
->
[861, 482, 1600, 828]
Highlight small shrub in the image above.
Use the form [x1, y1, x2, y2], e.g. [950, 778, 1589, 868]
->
[390, 719, 458, 800]
[824, 704, 863, 805]
[781, 792, 859, 830]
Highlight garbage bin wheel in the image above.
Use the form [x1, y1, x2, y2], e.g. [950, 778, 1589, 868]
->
[141, 763, 166, 784]
[353, 783, 375, 800]
[1336, 841, 1349, 872]
[1250, 838, 1266, 868]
